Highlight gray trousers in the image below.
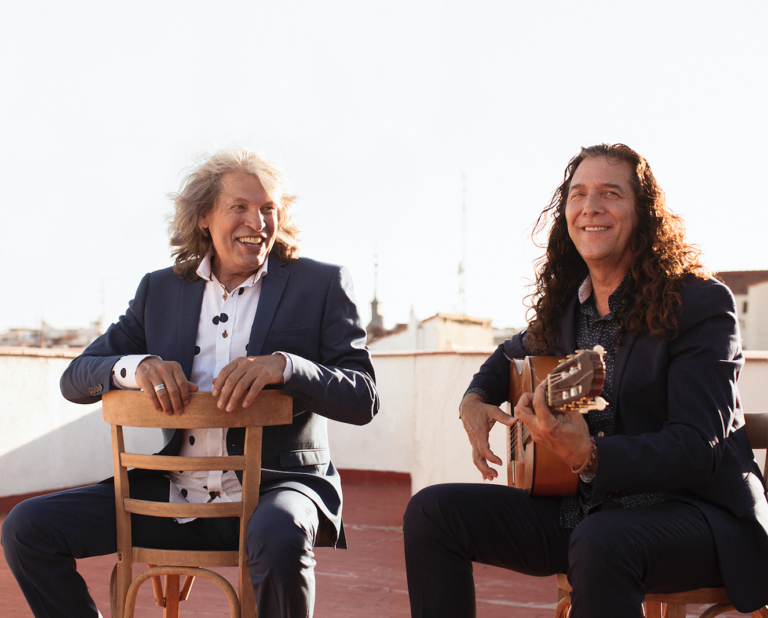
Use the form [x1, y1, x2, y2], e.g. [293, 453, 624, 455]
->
[1, 477, 320, 618]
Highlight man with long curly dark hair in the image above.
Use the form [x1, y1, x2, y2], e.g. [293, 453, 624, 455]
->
[403, 144, 768, 617]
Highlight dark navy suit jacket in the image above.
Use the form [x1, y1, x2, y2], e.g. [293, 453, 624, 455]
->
[469, 276, 768, 611]
[60, 252, 379, 548]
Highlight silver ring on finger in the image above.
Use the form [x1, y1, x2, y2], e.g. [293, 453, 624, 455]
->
[154, 383, 167, 393]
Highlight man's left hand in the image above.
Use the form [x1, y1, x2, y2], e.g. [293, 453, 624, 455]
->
[515, 380, 592, 470]
[212, 354, 287, 412]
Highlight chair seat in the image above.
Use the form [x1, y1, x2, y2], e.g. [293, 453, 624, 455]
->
[555, 573, 740, 618]
[644, 588, 731, 605]
[556, 573, 731, 604]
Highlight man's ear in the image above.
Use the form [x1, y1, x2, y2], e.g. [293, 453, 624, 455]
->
[200, 208, 212, 231]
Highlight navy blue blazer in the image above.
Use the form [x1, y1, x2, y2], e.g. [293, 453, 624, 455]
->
[469, 276, 768, 612]
[60, 252, 379, 548]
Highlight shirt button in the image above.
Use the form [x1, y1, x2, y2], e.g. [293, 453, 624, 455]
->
[597, 431, 605, 437]
[222, 331, 228, 338]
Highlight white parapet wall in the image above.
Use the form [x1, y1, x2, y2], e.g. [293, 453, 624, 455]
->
[332, 349, 768, 493]
[1, 347, 767, 503]
[0, 348, 163, 500]
[327, 350, 506, 493]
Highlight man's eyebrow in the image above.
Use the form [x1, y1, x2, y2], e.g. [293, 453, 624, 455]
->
[222, 192, 274, 207]
[569, 182, 627, 192]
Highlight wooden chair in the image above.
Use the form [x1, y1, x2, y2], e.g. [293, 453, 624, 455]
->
[102, 389, 292, 618]
[555, 411, 768, 618]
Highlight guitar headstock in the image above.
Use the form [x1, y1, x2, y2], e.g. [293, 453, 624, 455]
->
[546, 346, 607, 413]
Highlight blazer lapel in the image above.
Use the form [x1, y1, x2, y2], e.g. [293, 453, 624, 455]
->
[612, 328, 635, 407]
[177, 277, 206, 378]
[248, 252, 290, 356]
[555, 295, 579, 355]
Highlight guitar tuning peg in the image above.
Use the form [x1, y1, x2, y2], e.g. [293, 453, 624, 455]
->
[594, 396, 607, 411]
[593, 345, 605, 355]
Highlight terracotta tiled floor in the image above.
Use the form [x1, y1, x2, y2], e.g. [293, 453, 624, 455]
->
[0, 482, 748, 617]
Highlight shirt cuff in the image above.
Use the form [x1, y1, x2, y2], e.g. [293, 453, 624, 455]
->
[111, 354, 156, 389]
[272, 351, 294, 383]
[464, 386, 490, 404]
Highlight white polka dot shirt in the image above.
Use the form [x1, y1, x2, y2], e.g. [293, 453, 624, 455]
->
[111, 250, 293, 522]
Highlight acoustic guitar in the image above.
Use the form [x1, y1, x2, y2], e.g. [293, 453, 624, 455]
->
[506, 347, 607, 497]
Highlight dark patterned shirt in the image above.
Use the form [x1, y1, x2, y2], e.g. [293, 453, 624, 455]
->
[560, 275, 668, 529]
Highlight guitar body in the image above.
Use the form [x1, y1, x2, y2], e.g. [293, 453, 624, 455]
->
[507, 357, 579, 497]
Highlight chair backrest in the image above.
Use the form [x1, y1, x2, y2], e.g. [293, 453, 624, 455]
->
[745, 411, 768, 472]
[103, 389, 292, 618]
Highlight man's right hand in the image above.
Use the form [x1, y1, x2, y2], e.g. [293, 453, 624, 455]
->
[135, 357, 198, 416]
[459, 392, 516, 481]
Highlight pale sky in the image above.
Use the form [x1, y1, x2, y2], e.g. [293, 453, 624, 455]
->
[1, 1, 766, 335]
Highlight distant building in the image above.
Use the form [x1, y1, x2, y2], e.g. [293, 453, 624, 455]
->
[718, 270, 768, 350]
[366, 293, 387, 342]
[0, 320, 103, 348]
[368, 306, 494, 352]
[363, 270, 768, 352]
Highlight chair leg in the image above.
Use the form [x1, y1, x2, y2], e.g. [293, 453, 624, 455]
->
[240, 559, 256, 618]
[125, 566, 241, 618]
[645, 601, 663, 618]
[554, 596, 571, 618]
[146, 564, 166, 607]
[140, 566, 195, 612]
[180, 575, 196, 601]
[113, 555, 133, 618]
[110, 564, 119, 618]
[663, 603, 686, 618]
[163, 574, 181, 618]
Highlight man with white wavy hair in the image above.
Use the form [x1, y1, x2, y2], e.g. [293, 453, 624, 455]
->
[2, 148, 379, 618]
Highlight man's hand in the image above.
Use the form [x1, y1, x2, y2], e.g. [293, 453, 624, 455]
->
[135, 357, 199, 416]
[515, 381, 592, 469]
[460, 392, 517, 481]
[212, 354, 286, 412]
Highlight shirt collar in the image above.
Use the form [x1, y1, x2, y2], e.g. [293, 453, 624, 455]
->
[577, 272, 630, 316]
[578, 275, 594, 305]
[195, 248, 269, 289]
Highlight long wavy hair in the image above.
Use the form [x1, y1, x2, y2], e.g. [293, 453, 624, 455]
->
[168, 149, 300, 279]
[525, 144, 709, 353]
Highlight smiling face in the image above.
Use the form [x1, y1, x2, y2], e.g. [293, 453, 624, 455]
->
[201, 172, 278, 290]
[565, 156, 639, 281]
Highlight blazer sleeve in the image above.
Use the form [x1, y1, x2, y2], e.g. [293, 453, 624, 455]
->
[466, 330, 530, 406]
[60, 273, 152, 404]
[591, 278, 754, 508]
[282, 265, 379, 426]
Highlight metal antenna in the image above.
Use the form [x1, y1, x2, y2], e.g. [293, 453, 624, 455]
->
[373, 247, 379, 300]
[367, 245, 385, 337]
[458, 173, 467, 315]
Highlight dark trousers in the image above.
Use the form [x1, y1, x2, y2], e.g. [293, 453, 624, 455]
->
[403, 483, 723, 618]
[1, 477, 320, 618]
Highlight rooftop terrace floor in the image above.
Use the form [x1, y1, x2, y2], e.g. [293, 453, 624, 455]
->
[0, 481, 748, 617]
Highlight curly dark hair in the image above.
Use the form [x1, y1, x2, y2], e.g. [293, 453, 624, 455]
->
[525, 144, 709, 353]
